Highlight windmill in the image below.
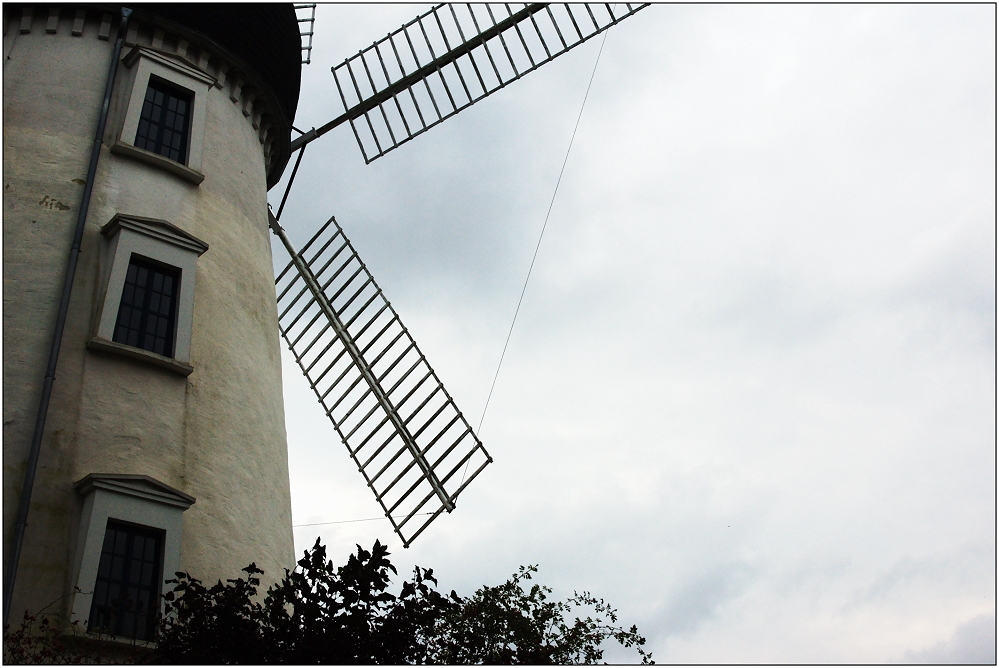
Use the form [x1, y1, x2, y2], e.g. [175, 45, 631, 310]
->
[270, 3, 648, 547]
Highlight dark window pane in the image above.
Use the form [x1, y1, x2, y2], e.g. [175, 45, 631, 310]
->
[112, 256, 180, 358]
[134, 79, 192, 164]
[89, 521, 163, 641]
[120, 610, 135, 637]
[131, 537, 144, 559]
[129, 562, 143, 586]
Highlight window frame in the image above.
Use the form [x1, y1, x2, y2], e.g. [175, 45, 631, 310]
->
[88, 520, 165, 642]
[69, 474, 195, 641]
[133, 76, 194, 165]
[110, 46, 214, 184]
[89, 214, 208, 376]
[112, 255, 182, 358]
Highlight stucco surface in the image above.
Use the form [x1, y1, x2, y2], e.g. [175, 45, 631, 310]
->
[3, 7, 294, 626]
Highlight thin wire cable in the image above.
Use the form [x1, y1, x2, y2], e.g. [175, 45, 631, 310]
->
[476, 29, 611, 439]
[297, 20, 614, 528]
[293, 512, 433, 528]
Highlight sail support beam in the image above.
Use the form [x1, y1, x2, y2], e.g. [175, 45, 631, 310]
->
[289, 3, 649, 156]
[269, 211, 454, 514]
[270, 211, 492, 546]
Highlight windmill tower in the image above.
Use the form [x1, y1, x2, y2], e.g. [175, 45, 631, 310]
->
[3, 3, 306, 637]
[2, 1, 644, 641]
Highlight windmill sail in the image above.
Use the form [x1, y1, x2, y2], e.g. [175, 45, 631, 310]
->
[295, 3, 317, 65]
[290, 3, 649, 159]
[271, 3, 648, 546]
[270, 212, 492, 547]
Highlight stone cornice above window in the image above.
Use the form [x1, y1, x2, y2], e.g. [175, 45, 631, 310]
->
[74, 473, 196, 510]
[100, 214, 209, 256]
[122, 45, 216, 87]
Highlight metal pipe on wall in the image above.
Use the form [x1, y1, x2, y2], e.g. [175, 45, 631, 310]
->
[3, 6, 133, 627]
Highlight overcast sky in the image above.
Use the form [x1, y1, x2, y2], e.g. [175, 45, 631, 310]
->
[268, 4, 995, 663]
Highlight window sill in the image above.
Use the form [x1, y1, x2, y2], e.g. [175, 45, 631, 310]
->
[109, 142, 205, 185]
[58, 631, 156, 662]
[87, 337, 193, 377]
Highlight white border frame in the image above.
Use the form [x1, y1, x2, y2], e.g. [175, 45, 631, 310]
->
[69, 475, 195, 635]
[112, 46, 214, 180]
[90, 214, 208, 374]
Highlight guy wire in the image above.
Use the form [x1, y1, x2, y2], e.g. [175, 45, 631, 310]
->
[293, 512, 433, 528]
[476, 30, 612, 438]
[461, 28, 612, 490]
[301, 20, 616, 527]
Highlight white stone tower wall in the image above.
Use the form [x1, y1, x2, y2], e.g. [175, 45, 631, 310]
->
[3, 5, 295, 624]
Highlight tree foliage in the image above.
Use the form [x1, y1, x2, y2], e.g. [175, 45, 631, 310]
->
[4, 593, 150, 664]
[437, 565, 651, 664]
[154, 538, 652, 664]
[4, 610, 90, 664]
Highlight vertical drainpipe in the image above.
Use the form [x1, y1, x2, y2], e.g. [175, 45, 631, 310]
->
[3, 6, 132, 627]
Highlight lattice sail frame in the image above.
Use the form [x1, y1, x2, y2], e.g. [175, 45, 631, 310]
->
[331, 2, 649, 162]
[271, 212, 492, 547]
[295, 3, 316, 65]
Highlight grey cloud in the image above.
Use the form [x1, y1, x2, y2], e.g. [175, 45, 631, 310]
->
[700, 268, 845, 349]
[904, 614, 997, 665]
[653, 560, 757, 639]
[279, 5, 995, 663]
[843, 543, 995, 614]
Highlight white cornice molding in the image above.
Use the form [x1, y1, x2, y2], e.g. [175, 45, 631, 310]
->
[123, 45, 216, 87]
[100, 213, 209, 257]
[74, 473, 196, 509]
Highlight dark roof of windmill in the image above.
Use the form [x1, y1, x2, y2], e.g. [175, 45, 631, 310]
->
[133, 4, 301, 128]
